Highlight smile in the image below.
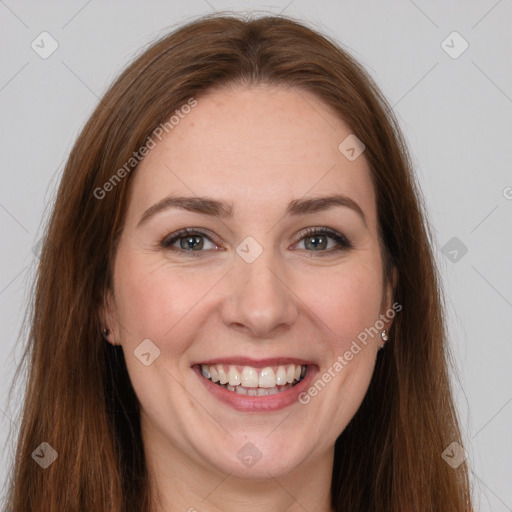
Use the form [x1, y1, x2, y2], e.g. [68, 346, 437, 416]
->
[192, 357, 317, 412]
[200, 363, 307, 395]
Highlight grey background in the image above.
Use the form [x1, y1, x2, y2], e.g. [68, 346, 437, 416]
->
[1, 0, 511, 509]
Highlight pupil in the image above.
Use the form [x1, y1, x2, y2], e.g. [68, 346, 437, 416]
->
[181, 235, 203, 250]
[307, 235, 326, 250]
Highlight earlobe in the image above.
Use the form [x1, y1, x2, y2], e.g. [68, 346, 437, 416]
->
[100, 289, 119, 345]
[102, 327, 112, 343]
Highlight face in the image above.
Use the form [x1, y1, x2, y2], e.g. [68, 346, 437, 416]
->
[104, 85, 395, 482]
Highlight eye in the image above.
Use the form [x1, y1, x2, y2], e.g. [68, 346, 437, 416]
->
[160, 226, 352, 257]
[161, 228, 220, 255]
[294, 227, 352, 254]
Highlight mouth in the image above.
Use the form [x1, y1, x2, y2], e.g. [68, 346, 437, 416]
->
[192, 358, 316, 412]
[198, 362, 307, 396]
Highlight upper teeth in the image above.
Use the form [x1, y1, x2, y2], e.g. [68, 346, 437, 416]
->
[201, 363, 306, 388]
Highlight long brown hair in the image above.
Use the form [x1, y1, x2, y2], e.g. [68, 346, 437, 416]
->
[4, 12, 473, 511]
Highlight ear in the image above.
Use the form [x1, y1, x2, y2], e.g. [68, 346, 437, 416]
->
[100, 287, 120, 345]
[380, 266, 398, 331]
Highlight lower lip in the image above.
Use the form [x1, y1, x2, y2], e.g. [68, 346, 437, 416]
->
[193, 365, 317, 412]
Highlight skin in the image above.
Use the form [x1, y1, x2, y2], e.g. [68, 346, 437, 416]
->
[103, 84, 396, 512]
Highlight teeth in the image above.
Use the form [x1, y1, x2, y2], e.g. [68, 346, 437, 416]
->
[209, 366, 219, 383]
[275, 366, 287, 385]
[217, 367, 228, 385]
[259, 367, 276, 388]
[199, 362, 307, 395]
[227, 366, 241, 386]
[241, 366, 259, 387]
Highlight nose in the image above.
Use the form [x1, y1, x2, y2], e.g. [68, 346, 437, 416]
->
[220, 251, 299, 338]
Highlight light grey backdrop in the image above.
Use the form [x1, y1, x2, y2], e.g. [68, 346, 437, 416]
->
[1, 0, 511, 509]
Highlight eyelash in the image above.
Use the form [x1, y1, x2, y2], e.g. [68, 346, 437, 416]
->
[160, 227, 353, 257]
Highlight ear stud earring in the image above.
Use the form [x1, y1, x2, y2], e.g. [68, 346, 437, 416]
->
[379, 329, 389, 350]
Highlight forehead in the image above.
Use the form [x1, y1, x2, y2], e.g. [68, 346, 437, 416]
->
[126, 85, 377, 229]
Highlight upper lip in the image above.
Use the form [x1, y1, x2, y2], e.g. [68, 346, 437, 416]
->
[192, 357, 315, 368]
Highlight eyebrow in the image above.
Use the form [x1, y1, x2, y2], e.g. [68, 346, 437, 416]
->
[137, 193, 367, 228]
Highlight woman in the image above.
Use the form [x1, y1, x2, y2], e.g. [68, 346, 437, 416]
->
[4, 12, 473, 512]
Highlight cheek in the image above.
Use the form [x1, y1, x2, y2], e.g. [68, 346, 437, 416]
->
[296, 259, 383, 350]
[113, 251, 208, 348]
